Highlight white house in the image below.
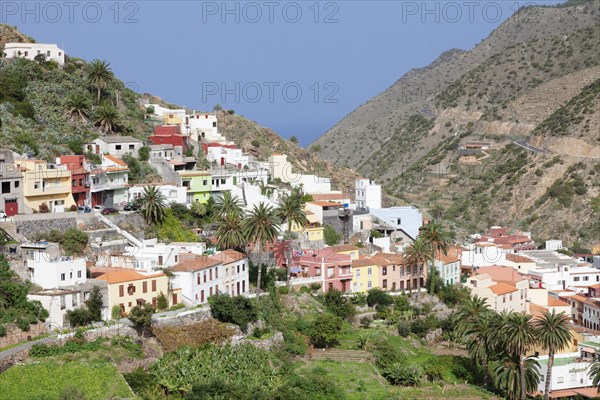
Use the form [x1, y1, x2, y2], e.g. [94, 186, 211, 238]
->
[88, 137, 144, 158]
[293, 174, 331, 194]
[464, 267, 529, 313]
[171, 250, 249, 306]
[529, 265, 600, 291]
[123, 239, 207, 270]
[128, 185, 187, 206]
[22, 242, 86, 290]
[205, 144, 249, 168]
[434, 246, 462, 285]
[369, 206, 423, 240]
[149, 144, 176, 159]
[186, 113, 221, 142]
[28, 288, 84, 328]
[546, 240, 563, 251]
[355, 179, 381, 210]
[536, 352, 596, 397]
[268, 154, 296, 183]
[3, 43, 65, 65]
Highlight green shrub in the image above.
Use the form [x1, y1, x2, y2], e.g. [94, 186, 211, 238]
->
[0, 324, 5, 336]
[209, 294, 257, 332]
[410, 318, 428, 337]
[281, 330, 308, 356]
[111, 305, 122, 320]
[308, 314, 343, 348]
[308, 282, 322, 293]
[66, 308, 94, 328]
[397, 320, 411, 337]
[277, 286, 289, 295]
[360, 316, 372, 329]
[366, 288, 393, 308]
[424, 359, 445, 381]
[350, 292, 367, 306]
[156, 292, 169, 311]
[322, 289, 355, 321]
[384, 364, 423, 386]
[17, 318, 30, 331]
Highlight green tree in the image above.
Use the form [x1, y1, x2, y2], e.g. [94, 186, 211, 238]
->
[403, 237, 433, 296]
[419, 222, 452, 294]
[309, 313, 343, 348]
[209, 294, 257, 332]
[64, 92, 92, 123]
[85, 286, 104, 321]
[93, 102, 119, 134]
[156, 292, 169, 311]
[277, 193, 307, 288]
[141, 186, 167, 224]
[61, 228, 89, 256]
[323, 224, 342, 246]
[88, 59, 113, 102]
[289, 135, 299, 144]
[535, 310, 572, 400]
[214, 191, 244, 219]
[322, 289, 355, 320]
[500, 312, 538, 400]
[366, 288, 393, 308]
[463, 311, 496, 386]
[589, 354, 600, 392]
[138, 146, 150, 162]
[216, 213, 246, 251]
[491, 355, 540, 400]
[243, 202, 279, 299]
[128, 303, 155, 336]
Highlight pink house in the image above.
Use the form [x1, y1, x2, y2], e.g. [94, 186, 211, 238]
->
[294, 249, 353, 293]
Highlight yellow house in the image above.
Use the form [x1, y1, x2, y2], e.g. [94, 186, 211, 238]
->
[331, 244, 360, 260]
[95, 269, 176, 315]
[351, 258, 380, 293]
[290, 219, 324, 242]
[163, 113, 183, 126]
[16, 159, 76, 213]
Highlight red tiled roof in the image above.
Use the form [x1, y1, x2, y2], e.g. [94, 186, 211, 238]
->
[308, 201, 342, 207]
[104, 154, 127, 166]
[95, 269, 164, 284]
[490, 282, 518, 295]
[506, 253, 534, 263]
[477, 266, 525, 284]
[171, 255, 222, 272]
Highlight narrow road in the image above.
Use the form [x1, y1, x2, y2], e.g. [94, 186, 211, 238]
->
[513, 140, 547, 154]
[419, 109, 438, 118]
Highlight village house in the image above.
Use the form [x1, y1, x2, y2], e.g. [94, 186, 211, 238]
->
[502, 253, 537, 274]
[123, 239, 207, 270]
[58, 155, 90, 207]
[0, 149, 26, 216]
[186, 113, 221, 142]
[372, 252, 424, 293]
[433, 246, 462, 285]
[369, 206, 423, 244]
[15, 159, 75, 213]
[178, 170, 212, 204]
[355, 179, 381, 210]
[204, 143, 249, 169]
[3, 42, 65, 65]
[94, 268, 173, 314]
[465, 266, 529, 313]
[570, 285, 600, 331]
[149, 125, 189, 155]
[351, 258, 379, 293]
[128, 184, 187, 206]
[293, 248, 354, 293]
[268, 154, 296, 183]
[88, 136, 144, 158]
[22, 241, 86, 290]
[88, 155, 130, 208]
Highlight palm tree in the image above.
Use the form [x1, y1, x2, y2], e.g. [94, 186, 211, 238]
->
[500, 312, 538, 400]
[216, 213, 246, 251]
[535, 310, 572, 400]
[419, 222, 452, 294]
[65, 92, 92, 122]
[93, 102, 119, 134]
[455, 295, 492, 335]
[589, 354, 600, 392]
[88, 59, 113, 102]
[277, 193, 308, 288]
[214, 191, 244, 219]
[492, 355, 541, 400]
[141, 186, 166, 224]
[243, 202, 279, 299]
[403, 237, 433, 296]
[464, 311, 497, 387]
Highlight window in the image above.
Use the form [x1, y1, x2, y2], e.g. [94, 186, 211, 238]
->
[46, 50, 50, 56]
[119, 285, 124, 297]
[72, 180, 76, 187]
[204, 271, 207, 283]
[356, 269, 360, 277]
[201, 290, 205, 302]
[197, 274, 200, 285]
[209, 269, 213, 280]
[151, 280, 157, 291]
[77, 270, 82, 278]
[143, 281, 148, 293]
[129, 144, 135, 150]
[60, 273, 66, 281]
[583, 276, 589, 281]
[115, 145, 122, 150]
[2, 182, 10, 194]
[382, 266, 387, 275]
[237, 265, 240, 274]
[574, 277, 580, 282]
[203, 180, 208, 185]
[79, 179, 83, 186]
[557, 377, 564, 384]
[503, 295, 506, 304]
[368, 281, 372, 288]
[212, 121, 217, 127]
[367, 268, 372, 276]
[24, 51, 28, 56]
[382, 279, 387, 288]
[14, 181, 19, 188]
[215, 268, 218, 279]
[127, 285, 135, 295]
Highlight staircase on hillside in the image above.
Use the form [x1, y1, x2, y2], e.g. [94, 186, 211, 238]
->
[310, 348, 372, 363]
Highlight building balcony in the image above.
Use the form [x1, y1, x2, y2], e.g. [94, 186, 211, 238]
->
[90, 182, 129, 192]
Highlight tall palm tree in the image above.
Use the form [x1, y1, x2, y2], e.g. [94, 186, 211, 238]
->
[535, 310, 572, 400]
[455, 295, 492, 335]
[88, 59, 113, 102]
[93, 102, 119, 134]
[214, 191, 244, 219]
[500, 312, 538, 400]
[464, 311, 497, 387]
[64, 92, 92, 122]
[403, 237, 433, 296]
[243, 202, 279, 299]
[277, 193, 308, 288]
[589, 354, 600, 392]
[492, 355, 541, 400]
[216, 213, 246, 251]
[419, 222, 452, 294]
[141, 186, 166, 224]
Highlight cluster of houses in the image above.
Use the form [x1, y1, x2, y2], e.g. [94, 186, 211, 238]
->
[2, 42, 599, 399]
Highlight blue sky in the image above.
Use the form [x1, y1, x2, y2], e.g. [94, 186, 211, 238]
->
[5, 1, 560, 146]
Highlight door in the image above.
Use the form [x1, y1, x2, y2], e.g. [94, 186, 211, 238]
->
[4, 198, 18, 216]
[220, 157, 225, 166]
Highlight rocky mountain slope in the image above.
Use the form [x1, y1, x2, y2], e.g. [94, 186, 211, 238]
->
[312, 0, 600, 246]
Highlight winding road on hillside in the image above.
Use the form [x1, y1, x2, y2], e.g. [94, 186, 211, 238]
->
[513, 140, 548, 154]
